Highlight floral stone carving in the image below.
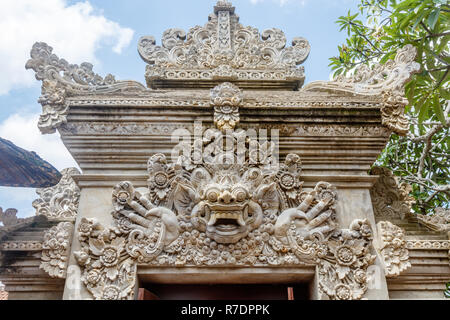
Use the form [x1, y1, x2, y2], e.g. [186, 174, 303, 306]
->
[74, 127, 376, 300]
[40, 222, 74, 278]
[211, 82, 243, 132]
[318, 219, 375, 300]
[25, 42, 145, 134]
[33, 168, 81, 221]
[377, 221, 411, 277]
[369, 166, 415, 220]
[74, 218, 136, 300]
[138, 1, 310, 89]
[304, 45, 420, 135]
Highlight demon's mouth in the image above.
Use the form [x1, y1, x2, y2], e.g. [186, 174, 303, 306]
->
[207, 206, 247, 228]
[202, 204, 254, 243]
[191, 190, 263, 244]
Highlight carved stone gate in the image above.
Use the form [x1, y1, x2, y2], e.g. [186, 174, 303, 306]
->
[13, 1, 443, 300]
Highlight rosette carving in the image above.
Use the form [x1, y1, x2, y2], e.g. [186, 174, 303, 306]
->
[377, 220, 411, 277]
[26, 42, 145, 134]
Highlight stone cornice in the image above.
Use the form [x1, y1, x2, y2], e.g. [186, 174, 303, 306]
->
[71, 174, 379, 189]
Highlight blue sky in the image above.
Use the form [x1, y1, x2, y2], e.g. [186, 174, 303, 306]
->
[0, 0, 359, 219]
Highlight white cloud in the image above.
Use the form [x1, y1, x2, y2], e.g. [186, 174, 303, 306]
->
[0, 112, 78, 171]
[0, 0, 134, 95]
[0, 187, 37, 219]
[0, 111, 79, 219]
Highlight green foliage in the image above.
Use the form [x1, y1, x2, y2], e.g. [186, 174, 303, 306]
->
[445, 282, 450, 298]
[330, 0, 449, 214]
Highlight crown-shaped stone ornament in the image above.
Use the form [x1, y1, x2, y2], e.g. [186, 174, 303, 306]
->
[138, 1, 311, 90]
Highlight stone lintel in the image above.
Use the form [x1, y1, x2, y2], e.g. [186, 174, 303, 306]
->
[137, 266, 315, 285]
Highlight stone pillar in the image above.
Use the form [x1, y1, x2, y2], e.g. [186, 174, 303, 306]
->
[334, 189, 390, 300]
[62, 187, 115, 300]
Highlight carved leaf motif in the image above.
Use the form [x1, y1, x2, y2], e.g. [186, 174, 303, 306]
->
[254, 182, 280, 215]
[88, 238, 105, 256]
[172, 183, 198, 215]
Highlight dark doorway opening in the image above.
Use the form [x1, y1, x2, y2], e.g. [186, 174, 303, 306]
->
[139, 283, 309, 300]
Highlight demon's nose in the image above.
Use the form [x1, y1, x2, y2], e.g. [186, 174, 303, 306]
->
[218, 190, 235, 204]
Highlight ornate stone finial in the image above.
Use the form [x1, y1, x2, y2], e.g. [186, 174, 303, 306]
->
[0, 208, 20, 227]
[377, 221, 411, 277]
[304, 45, 421, 135]
[369, 166, 415, 220]
[211, 82, 243, 131]
[25, 42, 145, 134]
[138, 2, 310, 89]
[40, 222, 74, 279]
[214, 0, 234, 14]
[32, 167, 81, 221]
[417, 207, 450, 233]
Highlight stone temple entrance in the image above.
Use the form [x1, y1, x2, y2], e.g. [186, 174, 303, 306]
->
[2, 0, 447, 301]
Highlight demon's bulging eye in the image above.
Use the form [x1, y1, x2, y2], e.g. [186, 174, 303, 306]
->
[232, 187, 247, 202]
[206, 188, 220, 202]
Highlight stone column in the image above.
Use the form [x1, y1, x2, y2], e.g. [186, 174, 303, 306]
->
[62, 187, 115, 300]
[334, 189, 390, 300]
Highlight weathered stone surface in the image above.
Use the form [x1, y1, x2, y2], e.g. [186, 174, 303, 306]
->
[11, 0, 445, 301]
